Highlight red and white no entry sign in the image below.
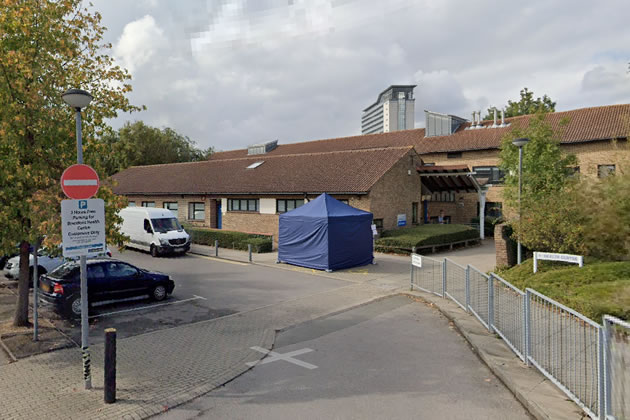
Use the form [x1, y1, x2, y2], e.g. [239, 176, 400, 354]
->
[61, 164, 100, 199]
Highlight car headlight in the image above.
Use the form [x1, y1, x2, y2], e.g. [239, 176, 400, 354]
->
[159, 238, 169, 245]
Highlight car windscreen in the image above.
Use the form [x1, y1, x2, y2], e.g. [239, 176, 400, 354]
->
[49, 262, 79, 280]
[151, 218, 182, 233]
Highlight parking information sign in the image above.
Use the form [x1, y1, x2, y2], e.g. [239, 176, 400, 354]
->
[61, 199, 106, 258]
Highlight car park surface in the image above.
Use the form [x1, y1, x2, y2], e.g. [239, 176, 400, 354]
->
[48, 247, 349, 346]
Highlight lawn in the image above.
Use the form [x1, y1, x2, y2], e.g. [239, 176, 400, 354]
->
[496, 259, 630, 322]
[375, 224, 479, 253]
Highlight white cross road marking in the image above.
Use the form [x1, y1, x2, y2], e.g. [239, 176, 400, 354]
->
[247, 346, 318, 370]
[63, 179, 98, 186]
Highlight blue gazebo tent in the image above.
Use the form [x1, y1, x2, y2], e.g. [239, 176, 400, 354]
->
[278, 193, 373, 271]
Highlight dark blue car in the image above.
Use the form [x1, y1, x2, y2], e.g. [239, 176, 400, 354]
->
[39, 258, 175, 318]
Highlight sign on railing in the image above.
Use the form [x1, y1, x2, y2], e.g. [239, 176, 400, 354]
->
[411, 254, 422, 268]
[533, 252, 584, 273]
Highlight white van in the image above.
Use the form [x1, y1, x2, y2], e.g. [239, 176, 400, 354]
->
[119, 207, 190, 257]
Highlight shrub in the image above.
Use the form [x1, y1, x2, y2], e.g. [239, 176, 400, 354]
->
[376, 224, 479, 253]
[470, 216, 503, 238]
[186, 227, 273, 253]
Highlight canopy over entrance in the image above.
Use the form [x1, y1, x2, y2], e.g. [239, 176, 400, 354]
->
[416, 164, 489, 239]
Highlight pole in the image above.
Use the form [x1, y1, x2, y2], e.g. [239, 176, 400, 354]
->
[32, 241, 39, 341]
[517, 145, 523, 265]
[104, 328, 117, 403]
[76, 107, 91, 389]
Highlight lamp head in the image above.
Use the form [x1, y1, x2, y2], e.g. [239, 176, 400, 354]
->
[512, 137, 530, 148]
[62, 88, 93, 109]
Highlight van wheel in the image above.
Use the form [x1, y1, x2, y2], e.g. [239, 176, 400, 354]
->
[150, 245, 159, 258]
[151, 285, 167, 301]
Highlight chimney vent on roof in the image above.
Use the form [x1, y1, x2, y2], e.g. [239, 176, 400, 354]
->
[248, 139, 278, 155]
[501, 109, 505, 126]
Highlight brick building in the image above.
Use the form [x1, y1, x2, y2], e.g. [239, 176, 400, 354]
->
[112, 104, 629, 244]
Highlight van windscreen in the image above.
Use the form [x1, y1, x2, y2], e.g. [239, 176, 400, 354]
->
[151, 218, 182, 233]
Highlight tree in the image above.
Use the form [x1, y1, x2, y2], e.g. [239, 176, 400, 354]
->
[484, 88, 556, 120]
[0, 0, 140, 326]
[96, 121, 214, 176]
[499, 113, 577, 209]
[498, 113, 578, 256]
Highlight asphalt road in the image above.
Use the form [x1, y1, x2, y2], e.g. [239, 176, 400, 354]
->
[158, 296, 531, 420]
[50, 248, 349, 345]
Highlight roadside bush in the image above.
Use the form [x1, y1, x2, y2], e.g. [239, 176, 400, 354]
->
[470, 216, 502, 238]
[375, 224, 479, 253]
[186, 227, 273, 253]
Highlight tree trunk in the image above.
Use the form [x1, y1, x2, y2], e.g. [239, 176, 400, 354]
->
[13, 241, 31, 327]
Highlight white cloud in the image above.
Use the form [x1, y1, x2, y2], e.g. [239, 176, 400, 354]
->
[114, 15, 165, 73]
[94, 0, 630, 152]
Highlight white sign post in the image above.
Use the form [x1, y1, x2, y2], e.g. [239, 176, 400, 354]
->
[61, 199, 106, 257]
[533, 252, 584, 273]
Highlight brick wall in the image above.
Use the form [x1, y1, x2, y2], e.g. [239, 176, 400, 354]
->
[222, 211, 279, 238]
[494, 223, 516, 268]
[368, 150, 424, 231]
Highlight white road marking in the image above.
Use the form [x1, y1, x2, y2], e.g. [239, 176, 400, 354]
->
[246, 346, 318, 370]
[63, 179, 98, 186]
[89, 295, 205, 319]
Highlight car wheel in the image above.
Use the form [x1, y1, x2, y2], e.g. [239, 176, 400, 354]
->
[150, 245, 159, 258]
[67, 295, 82, 318]
[151, 284, 167, 301]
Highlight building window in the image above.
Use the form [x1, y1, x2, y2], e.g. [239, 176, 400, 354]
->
[188, 202, 205, 220]
[228, 199, 259, 212]
[473, 166, 505, 184]
[127, 201, 136, 207]
[141, 201, 155, 207]
[398, 93, 406, 129]
[447, 152, 462, 159]
[412, 202, 418, 224]
[163, 202, 178, 214]
[276, 199, 304, 213]
[598, 164, 615, 178]
[373, 219, 383, 230]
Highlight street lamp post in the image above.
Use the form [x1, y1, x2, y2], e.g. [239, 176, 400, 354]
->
[512, 137, 529, 265]
[62, 88, 93, 390]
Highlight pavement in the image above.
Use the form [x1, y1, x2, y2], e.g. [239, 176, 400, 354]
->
[157, 296, 531, 420]
[0, 238, 582, 419]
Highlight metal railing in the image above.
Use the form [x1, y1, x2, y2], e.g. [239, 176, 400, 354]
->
[468, 266, 490, 330]
[526, 289, 602, 418]
[410, 255, 444, 297]
[444, 258, 467, 311]
[603, 315, 630, 420]
[492, 274, 525, 362]
[409, 252, 627, 420]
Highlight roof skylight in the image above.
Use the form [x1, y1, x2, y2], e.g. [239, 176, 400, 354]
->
[246, 161, 265, 169]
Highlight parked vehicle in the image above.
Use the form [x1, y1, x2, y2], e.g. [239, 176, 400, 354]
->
[3, 247, 112, 283]
[39, 259, 175, 318]
[119, 207, 190, 257]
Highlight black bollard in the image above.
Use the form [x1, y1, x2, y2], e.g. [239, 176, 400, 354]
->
[104, 328, 117, 403]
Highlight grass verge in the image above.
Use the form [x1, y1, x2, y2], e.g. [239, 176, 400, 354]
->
[496, 259, 630, 322]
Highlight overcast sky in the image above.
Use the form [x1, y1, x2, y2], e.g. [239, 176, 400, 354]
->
[93, 0, 630, 151]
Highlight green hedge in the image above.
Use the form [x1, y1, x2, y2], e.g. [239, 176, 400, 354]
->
[186, 227, 273, 253]
[470, 216, 503, 238]
[375, 224, 479, 254]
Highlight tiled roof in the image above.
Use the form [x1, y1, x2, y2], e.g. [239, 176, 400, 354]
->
[113, 147, 414, 195]
[210, 104, 630, 159]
